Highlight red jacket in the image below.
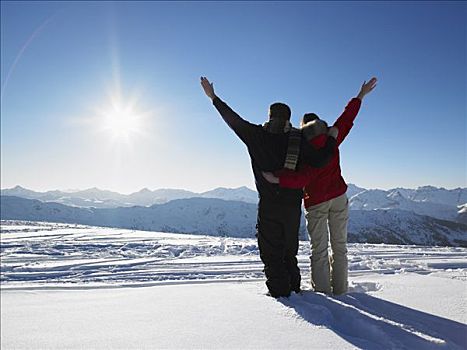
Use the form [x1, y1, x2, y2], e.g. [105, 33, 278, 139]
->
[278, 98, 361, 208]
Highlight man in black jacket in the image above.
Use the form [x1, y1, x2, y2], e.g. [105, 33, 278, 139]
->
[200, 77, 337, 297]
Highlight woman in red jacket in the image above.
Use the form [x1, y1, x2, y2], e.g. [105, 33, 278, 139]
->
[263, 77, 377, 295]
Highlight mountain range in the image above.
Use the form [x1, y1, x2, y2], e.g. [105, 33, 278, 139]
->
[0, 185, 258, 207]
[1, 184, 466, 247]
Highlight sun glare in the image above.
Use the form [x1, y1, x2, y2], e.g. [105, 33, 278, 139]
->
[102, 105, 141, 138]
[94, 91, 150, 143]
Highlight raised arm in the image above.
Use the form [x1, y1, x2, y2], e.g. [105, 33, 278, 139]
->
[201, 76, 256, 144]
[334, 77, 377, 144]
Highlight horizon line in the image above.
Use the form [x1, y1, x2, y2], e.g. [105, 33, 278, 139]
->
[1, 183, 466, 196]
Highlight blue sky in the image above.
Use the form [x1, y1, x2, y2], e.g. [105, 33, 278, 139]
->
[1, 1, 465, 193]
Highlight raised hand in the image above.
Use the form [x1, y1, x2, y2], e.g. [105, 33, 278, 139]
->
[200, 76, 216, 100]
[357, 77, 377, 100]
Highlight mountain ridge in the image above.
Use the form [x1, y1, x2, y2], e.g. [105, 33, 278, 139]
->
[1, 195, 466, 247]
[0, 185, 258, 207]
[3, 184, 465, 223]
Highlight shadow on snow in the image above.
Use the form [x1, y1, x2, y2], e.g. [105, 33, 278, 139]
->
[279, 291, 466, 350]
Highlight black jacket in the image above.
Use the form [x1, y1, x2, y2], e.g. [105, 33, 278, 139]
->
[213, 97, 336, 205]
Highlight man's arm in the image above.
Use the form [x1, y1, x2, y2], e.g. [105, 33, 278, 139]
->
[262, 166, 316, 189]
[201, 76, 256, 144]
[279, 167, 315, 189]
[334, 77, 377, 145]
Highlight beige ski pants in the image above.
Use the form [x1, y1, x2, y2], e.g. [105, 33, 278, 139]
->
[304, 193, 349, 295]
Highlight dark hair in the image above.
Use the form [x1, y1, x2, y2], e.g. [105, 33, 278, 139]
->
[302, 113, 320, 124]
[269, 102, 291, 120]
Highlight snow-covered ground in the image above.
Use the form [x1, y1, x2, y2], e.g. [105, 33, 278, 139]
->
[1, 220, 466, 349]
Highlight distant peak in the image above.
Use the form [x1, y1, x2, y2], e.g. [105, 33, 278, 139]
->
[209, 186, 254, 192]
[388, 190, 404, 198]
[347, 183, 364, 189]
[9, 185, 34, 192]
[416, 185, 445, 191]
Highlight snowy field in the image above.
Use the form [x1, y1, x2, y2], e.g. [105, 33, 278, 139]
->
[1, 220, 467, 349]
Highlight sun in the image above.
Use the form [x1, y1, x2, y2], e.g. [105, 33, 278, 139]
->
[101, 104, 142, 139]
[94, 91, 149, 142]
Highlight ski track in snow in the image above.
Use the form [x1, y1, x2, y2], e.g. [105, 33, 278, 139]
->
[1, 220, 467, 350]
[1, 220, 466, 289]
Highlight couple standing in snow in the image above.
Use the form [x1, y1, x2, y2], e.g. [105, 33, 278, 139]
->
[201, 76, 377, 298]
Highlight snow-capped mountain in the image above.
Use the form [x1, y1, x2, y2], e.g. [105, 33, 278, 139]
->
[3, 185, 465, 218]
[2, 184, 466, 246]
[345, 184, 366, 198]
[148, 188, 199, 203]
[348, 187, 467, 222]
[1, 186, 44, 199]
[124, 188, 194, 206]
[0, 196, 257, 238]
[0, 186, 128, 207]
[348, 189, 454, 220]
[69, 187, 125, 201]
[402, 185, 467, 206]
[348, 209, 467, 247]
[200, 186, 258, 203]
[457, 204, 467, 224]
[1, 196, 466, 247]
[0, 185, 257, 208]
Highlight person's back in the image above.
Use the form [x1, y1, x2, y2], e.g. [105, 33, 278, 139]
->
[242, 126, 306, 296]
[303, 134, 346, 207]
[212, 96, 333, 206]
[274, 99, 362, 207]
[248, 129, 306, 205]
[200, 76, 336, 297]
[265, 77, 378, 295]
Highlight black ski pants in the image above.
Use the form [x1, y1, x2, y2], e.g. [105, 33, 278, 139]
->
[256, 199, 301, 297]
